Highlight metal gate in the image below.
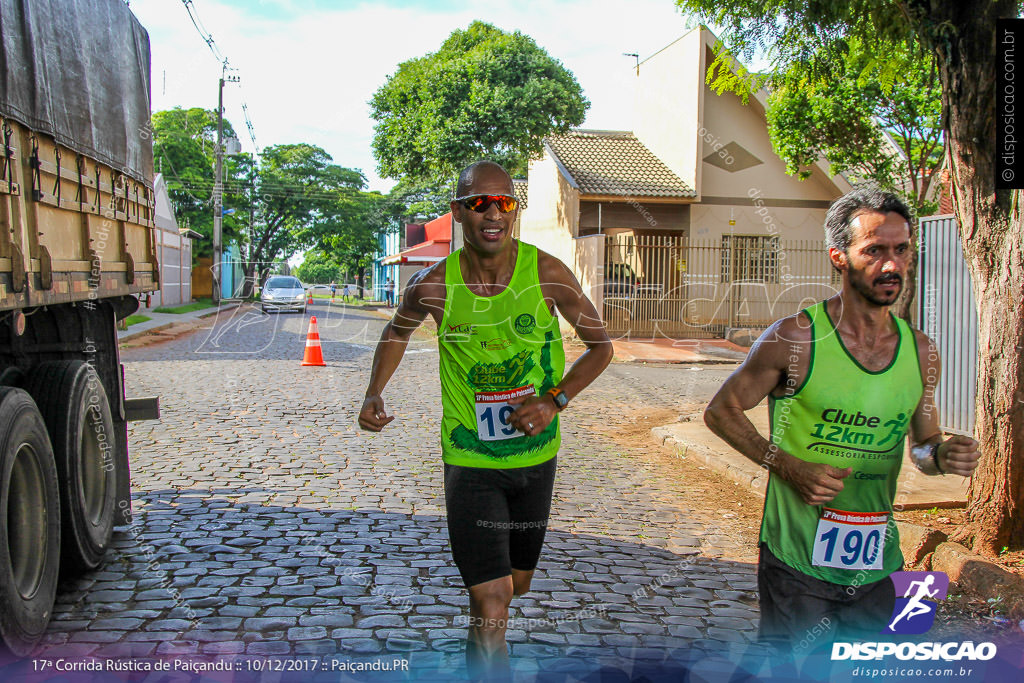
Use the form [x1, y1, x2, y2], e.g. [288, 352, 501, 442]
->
[917, 215, 977, 435]
[602, 233, 836, 339]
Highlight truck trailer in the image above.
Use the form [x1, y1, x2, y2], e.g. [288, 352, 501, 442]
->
[0, 0, 161, 654]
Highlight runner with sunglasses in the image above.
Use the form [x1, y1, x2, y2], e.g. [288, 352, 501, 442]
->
[359, 160, 612, 678]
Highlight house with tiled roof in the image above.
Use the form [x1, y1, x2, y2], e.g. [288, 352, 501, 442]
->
[519, 26, 850, 340]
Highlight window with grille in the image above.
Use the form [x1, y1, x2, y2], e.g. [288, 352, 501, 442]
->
[720, 235, 780, 283]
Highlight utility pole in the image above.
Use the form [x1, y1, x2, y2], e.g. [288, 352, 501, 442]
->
[212, 65, 239, 305]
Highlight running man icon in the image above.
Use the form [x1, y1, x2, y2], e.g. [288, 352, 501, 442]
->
[889, 575, 939, 630]
[884, 571, 950, 634]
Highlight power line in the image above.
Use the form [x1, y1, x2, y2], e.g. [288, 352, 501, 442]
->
[180, 0, 226, 65]
[180, 0, 260, 156]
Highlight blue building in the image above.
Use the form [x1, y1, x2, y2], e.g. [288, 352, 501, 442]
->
[372, 229, 402, 302]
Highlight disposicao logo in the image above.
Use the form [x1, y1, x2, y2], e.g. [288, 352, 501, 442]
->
[831, 571, 997, 663]
[884, 571, 948, 635]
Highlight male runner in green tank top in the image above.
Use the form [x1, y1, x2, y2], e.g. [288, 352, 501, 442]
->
[359, 161, 612, 678]
[705, 187, 980, 649]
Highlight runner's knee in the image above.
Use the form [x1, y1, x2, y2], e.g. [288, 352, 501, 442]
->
[470, 579, 513, 618]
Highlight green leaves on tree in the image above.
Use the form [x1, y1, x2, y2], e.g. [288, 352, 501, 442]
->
[370, 21, 589, 182]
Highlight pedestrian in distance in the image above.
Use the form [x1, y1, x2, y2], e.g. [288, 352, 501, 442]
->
[385, 278, 396, 308]
[342, 283, 352, 303]
[330, 281, 337, 299]
[359, 160, 612, 679]
[704, 186, 981, 653]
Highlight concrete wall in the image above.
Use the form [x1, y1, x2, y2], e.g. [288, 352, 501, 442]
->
[632, 28, 703, 192]
[152, 174, 192, 306]
[153, 229, 192, 307]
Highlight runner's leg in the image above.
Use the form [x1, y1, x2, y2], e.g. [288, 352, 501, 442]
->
[445, 464, 515, 678]
[468, 576, 514, 677]
[507, 457, 557, 597]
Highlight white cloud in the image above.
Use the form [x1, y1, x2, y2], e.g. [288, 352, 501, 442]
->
[131, 0, 693, 192]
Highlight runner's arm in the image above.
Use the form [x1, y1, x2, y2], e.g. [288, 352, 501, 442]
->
[704, 317, 852, 505]
[544, 255, 613, 404]
[358, 271, 435, 432]
[508, 254, 612, 433]
[907, 330, 980, 476]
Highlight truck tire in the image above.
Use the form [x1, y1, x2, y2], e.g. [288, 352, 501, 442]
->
[0, 386, 60, 656]
[24, 361, 116, 574]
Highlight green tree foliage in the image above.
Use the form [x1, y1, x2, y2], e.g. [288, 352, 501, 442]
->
[244, 143, 366, 293]
[370, 21, 589, 182]
[675, 0, 1024, 556]
[387, 176, 453, 222]
[294, 250, 341, 284]
[766, 38, 943, 215]
[318, 191, 402, 295]
[151, 107, 248, 260]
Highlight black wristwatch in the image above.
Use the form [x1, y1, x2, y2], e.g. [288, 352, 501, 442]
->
[546, 387, 569, 411]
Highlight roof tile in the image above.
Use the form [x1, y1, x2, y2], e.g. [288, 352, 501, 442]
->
[545, 130, 695, 198]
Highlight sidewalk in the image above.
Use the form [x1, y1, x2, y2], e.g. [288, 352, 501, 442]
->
[117, 301, 241, 342]
[611, 337, 748, 364]
[652, 402, 969, 509]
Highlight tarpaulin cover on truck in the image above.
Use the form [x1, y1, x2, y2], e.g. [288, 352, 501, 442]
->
[0, 0, 153, 183]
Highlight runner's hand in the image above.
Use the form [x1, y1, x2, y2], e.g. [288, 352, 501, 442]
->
[508, 395, 557, 436]
[938, 436, 980, 476]
[780, 455, 852, 505]
[359, 395, 394, 432]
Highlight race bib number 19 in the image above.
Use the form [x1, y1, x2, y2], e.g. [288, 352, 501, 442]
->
[475, 385, 535, 441]
[811, 508, 887, 571]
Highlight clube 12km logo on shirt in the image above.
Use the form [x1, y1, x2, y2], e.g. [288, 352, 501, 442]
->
[831, 571, 998, 662]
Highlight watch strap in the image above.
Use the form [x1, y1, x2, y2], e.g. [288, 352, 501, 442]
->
[546, 387, 568, 411]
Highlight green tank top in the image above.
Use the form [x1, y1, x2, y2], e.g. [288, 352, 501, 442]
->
[762, 300, 923, 585]
[437, 242, 565, 468]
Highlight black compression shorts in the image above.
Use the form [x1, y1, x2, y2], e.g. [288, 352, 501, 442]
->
[444, 457, 557, 588]
[757, 542, 896, 648]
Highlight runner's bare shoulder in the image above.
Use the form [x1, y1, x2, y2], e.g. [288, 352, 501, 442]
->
[403, 260, 447, 316]
[750, 311, 814, 369]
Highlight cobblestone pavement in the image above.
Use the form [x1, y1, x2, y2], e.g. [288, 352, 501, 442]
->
[33, 302, 781, 679]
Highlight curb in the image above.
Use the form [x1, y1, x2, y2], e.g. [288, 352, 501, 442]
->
[652, 422, 769, 495]
[652, 424, 1024, 615]
[118, 303, 240, 343]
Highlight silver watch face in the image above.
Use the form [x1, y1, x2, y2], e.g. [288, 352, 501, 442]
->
[552, 391, 568, 409]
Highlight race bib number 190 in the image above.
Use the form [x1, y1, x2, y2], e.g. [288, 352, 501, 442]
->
[811, 508, 887, 571]
[475, 385, 535, 441]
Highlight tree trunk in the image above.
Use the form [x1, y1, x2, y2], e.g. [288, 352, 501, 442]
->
[240, 261, 257, 298]
[893, 238, 918, 324]
[357, 266, 366, 299]
[925, 0, 1024, 554]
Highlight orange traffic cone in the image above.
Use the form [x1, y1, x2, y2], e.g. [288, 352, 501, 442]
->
[301, 316, 326, 366]
[307, 293, 313, 305]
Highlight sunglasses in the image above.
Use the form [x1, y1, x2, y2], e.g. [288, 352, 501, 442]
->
[456, 194, 519, 213]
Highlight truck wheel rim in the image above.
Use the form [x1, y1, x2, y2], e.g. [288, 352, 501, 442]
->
[80, 410, 107, 527]
[8, 441, 47, 599]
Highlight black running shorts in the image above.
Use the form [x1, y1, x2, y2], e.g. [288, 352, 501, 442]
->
[443, 457, 557, 588]
[757, 542, 896, 648]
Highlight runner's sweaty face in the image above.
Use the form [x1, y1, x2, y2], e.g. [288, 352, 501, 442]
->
[452, 166, 517, 256]
[837, 211, 911, 307]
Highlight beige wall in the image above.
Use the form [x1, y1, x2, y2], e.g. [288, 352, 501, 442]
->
[520, 153, 579, 265]
[632, 28, 704, 192]
[698, 54, 840, 202]
[556, 234, 605, 337]
[690, 204, 828, 244]
[633, 27, 846, 208]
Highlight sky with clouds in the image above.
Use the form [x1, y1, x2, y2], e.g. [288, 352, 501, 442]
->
[130, 0, 703, 193]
